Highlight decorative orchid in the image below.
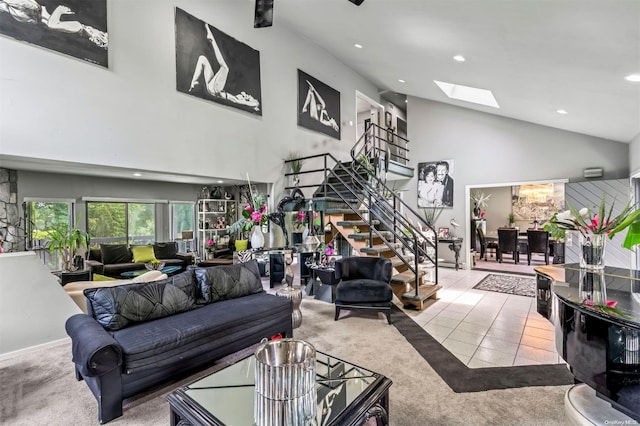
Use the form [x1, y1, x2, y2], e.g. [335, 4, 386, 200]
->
[549, 196, 639, 249]
[471, 191, 492, 209]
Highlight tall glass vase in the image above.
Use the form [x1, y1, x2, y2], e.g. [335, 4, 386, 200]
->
[579, 232, 606, 270]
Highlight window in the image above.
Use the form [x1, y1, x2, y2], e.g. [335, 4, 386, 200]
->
[26, 200, 73, 270]
[87, 202, 155, 246]
[171, 202, 195, 252]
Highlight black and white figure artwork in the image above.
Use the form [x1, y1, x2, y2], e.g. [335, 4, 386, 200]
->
[417, 160, 454, 208]
[0, 0, 108, 67]
[297, 69, 340, 139]
[175, 7, 262, 116]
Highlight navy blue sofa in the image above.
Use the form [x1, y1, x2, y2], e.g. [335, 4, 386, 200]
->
[65, 260, 292, 424]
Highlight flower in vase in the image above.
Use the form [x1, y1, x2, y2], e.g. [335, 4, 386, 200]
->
[549, 196, 640, 249]
[228, 190, 268, 235]
[206, 239, 215, 251]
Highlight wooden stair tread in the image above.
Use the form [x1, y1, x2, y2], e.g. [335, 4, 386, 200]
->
[325, 207, 363, 214]
[390, 270, 426, 285]
[360, 244, 395, 254]
[401, 284, 442, 302]
[336, 220, 379, 227]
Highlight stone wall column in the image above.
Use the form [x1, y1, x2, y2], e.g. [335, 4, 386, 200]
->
[0, 168, 25, 252]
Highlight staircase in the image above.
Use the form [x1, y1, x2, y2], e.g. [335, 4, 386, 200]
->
[284, 124, 442, 310]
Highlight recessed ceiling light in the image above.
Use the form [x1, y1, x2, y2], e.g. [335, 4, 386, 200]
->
[624, 74, 640, 82]
[132, 172, 143, 177]
[354, 43, 363, 49]
[216, 180, 224, 184]
[453, 55, 466, 62]
[405, 99, 408, 103]
[556, 109, 568, 114]
[398, 79, 406, 83]
[433, 80, 499, 108]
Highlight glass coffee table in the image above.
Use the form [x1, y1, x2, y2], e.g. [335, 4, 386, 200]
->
[120, 265, 181, 278]
[167, 350, 392, 426]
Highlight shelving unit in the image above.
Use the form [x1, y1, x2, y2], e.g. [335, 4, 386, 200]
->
[197, 199, 237, 259]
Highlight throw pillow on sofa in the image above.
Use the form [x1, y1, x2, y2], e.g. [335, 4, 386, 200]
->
[100, 244, 132, 264]
[194, 259, 263, 303]
[84, 271, 198, 331]
[153, 242, 178, 259]
[131, 245, 158, 263]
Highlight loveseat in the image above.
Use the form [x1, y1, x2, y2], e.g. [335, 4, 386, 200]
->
[85, 242, 192, 277]
[65, 260, 293, 424]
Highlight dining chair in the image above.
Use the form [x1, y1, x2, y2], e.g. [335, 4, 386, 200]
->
[477, 228, 498, 260]
[497, 227, 519, 264]
[526, 229, 550, 265]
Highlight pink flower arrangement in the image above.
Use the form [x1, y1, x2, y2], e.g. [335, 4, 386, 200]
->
[324, 243, 335, 256]
[228, 191, 268, 235]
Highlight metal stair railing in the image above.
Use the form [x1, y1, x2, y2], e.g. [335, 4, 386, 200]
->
[284, 144, 439, 292]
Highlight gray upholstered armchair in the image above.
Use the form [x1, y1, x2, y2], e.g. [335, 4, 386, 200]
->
[334, 257, 393, 324]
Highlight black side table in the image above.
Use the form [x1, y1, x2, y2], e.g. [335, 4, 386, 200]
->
[58, 269, 92, 286]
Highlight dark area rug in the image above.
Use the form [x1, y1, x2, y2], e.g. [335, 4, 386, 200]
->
[472, 273, 536, 297]
[390, 306, 574, 392]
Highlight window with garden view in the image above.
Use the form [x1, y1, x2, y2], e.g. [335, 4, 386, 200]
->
[27, 200, 72, 270]
[87, 202, 155, 246]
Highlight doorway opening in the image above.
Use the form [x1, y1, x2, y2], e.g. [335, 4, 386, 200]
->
[466, 179, 568, 276]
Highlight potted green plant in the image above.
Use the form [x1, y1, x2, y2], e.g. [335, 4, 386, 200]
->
[507, 212, 516, 227]
[543, 214, 566, 264]
[286, 152, 305, 186]
[47, 221, 89, 271]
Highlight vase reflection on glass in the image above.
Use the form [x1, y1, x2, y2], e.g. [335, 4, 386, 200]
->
[579, 232, 606, 270]
[579, 269, 607, 305]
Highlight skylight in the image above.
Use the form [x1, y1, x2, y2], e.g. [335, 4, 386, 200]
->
[434, 80, 499, 108]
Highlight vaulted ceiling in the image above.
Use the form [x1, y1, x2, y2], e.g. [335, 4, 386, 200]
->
[277, 0, 640, 143]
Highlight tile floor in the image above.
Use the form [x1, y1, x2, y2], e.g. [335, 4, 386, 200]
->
[395, 266, 565, 368]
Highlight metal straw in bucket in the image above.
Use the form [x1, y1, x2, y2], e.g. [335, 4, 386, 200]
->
[254, 339, 317, 425]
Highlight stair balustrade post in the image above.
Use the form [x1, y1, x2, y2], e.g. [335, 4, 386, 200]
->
[414, 234, 420, 295]
[323, 155, 328, 198]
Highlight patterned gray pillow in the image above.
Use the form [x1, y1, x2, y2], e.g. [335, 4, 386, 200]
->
[84, 272, 198, 331]
[194, 260, 263, 303]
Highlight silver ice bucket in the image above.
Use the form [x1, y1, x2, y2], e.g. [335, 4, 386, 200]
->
[254, 339, 317, 426]
[254, 338, 316, 400]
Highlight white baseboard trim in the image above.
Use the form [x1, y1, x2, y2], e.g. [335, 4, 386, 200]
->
[0, 337, 70, 362]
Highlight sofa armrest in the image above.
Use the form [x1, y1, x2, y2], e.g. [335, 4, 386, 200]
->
[65, 314, 122, 377]
[85, 259, 104, 275]
[175, 252, 194, 264]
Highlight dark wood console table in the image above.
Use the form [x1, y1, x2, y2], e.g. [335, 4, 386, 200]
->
[438, 237, 463, 270]
[535, 264, 640, 421]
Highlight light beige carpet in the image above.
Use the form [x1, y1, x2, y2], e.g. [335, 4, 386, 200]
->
[0, 297, 570, 425]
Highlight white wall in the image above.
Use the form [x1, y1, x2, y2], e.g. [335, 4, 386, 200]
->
[0, 0, 379, 190]
[406, 98, 630, 266]
[0, 252, 80, 356]
[631, 133, 640, 176]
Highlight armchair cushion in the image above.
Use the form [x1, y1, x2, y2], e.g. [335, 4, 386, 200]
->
[336, 279, 393, 303]
[335, 256, 392, 282]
